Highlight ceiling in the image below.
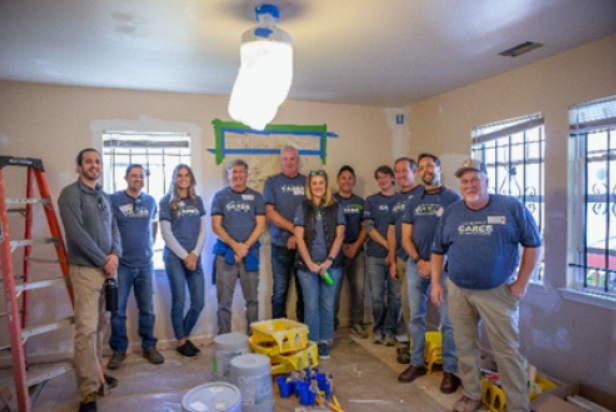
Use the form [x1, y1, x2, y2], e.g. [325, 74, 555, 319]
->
[1, 0, 615, 107]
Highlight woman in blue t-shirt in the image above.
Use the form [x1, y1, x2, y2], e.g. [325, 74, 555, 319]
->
[159, 164, 206, 357]
[294, 170, 345, 360]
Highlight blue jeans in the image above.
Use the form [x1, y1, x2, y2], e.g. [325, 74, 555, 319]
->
[407, 260, 457, 372]
[334, 248, 366, 328]
[366, 255, 400, 336]
[109, 262, 157, 352]
[164, 248, 205, 340]
[297, 267, 342, 342]
[271, 245, 303, 322]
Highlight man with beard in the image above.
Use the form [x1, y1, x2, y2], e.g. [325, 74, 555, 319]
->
[59, 148, 121, 412]
[431, 159, 541, 412]
[397, 153, 461, 395]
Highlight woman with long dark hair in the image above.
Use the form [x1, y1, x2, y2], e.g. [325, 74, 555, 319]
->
[159, 164, 206, 357]
[294, 170, 345, 359]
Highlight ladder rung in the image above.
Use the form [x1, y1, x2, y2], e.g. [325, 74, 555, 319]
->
[5, 198, 49, 205]
[0, 274, 25, 283]
[10, 237, 58, 252]
[7, 208, 26, 213]
[26, 363, 73, 387]
[15, 278, 68, 296]
[22, 316, 74, 340]
[24, 256, 61, 264]
[0, 309, 25, 318]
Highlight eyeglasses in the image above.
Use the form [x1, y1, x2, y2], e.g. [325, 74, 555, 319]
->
[309, 170, 326, 176]
[96, 194, 107, 211]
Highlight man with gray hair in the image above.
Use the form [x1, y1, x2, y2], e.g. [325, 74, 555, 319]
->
[431, 158, 541, 412]
[264, 146, 306, 321]
[211, 159, 266, 334]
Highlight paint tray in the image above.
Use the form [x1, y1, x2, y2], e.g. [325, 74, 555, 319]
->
[270, 341, 318, 372]
[250, 318, 308, 354]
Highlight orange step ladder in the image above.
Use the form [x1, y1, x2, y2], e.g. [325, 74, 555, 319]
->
[0, 156, 75, 412]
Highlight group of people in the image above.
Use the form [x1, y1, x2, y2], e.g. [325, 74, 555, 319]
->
[59, 146, 541, 412]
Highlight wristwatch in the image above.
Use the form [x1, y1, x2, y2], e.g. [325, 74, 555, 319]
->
[326, 256, 334, 262]
[412, 256, 421, 264]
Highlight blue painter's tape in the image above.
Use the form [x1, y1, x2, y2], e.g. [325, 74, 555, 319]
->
[327, 132, 338, 138]
[222, 128, 322, 137]
[254, 27, 273, 38]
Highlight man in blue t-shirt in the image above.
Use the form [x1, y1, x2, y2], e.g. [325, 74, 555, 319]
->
[431, 159, 542, 412]
[397, 154, 461, 394]
[211, 159, 266, 334]
[388, 157, 423, 343]
[108, 164, 164, 370]
[364, 165, 398, 345]
[263, 146, 306, 321]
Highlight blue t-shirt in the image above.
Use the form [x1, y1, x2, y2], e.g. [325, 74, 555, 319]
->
[403, 188, 462, 261]
[333, 193, 364, 244]
[159, 194, 206, 253]
[364, 192, 396, 258]
[263, 173, 307, 247]
[432, 194, 542, 289]
[210, 186, 265, 243]
[110, 191, 157, 266]
[294, 202, 345, 263]
[389, 186, 424, 260]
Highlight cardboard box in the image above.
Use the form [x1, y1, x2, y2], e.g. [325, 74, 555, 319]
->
[531, 383, 616, 412]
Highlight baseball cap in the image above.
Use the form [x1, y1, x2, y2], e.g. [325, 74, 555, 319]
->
[455, 158, 487, 178]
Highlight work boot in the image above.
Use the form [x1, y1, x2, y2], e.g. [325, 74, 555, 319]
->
[384, 334, 396, 346]
[452, 395, 481, 412]
[372, 333, 384, 344]
[396, 342, 411, 356]
[107, 353, 126, 370]
[440, 372, 461, 394]
[79, 393, 96, 412]
[349, 324, 368, 339]
[397, 365, 427, 383]
[143, 347, 165, 365]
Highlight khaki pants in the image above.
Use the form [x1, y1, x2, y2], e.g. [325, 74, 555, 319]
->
[447, 279, 528, 412]
[396, 257, 409, 336]
[70, 265, 108, 396]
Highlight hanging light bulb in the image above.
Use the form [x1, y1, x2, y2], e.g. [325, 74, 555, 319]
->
[228, 4, 293, 131]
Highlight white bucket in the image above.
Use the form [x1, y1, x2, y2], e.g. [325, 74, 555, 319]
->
[181, 382, 241, 412]
[230, 354, 274, 412]
[213, 332, 249, 381]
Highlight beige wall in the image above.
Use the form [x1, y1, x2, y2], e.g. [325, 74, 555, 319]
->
[0, 82, 397, 358]
[407, 34, 616, 394]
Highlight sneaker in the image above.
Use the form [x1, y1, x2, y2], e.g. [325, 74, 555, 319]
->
[107, 353, 126, 370]
[176, 343, 197, 357]
[372, 333, 384, 344]
[349, 324, 368, 339]
[384, 334, 396, 346]
[79, 393, 97, 412]
[185, 339, 201, 353]
[452, 395, 482, 412]
[95, 374, 118, 396]
[317, 342, 330, 360]
[396, 342, 411, 356]
[143, 347, 165, 365]
[396, 352, 411, 364]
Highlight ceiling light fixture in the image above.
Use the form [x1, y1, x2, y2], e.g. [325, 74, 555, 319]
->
[228, 4, 293, 131]
[499, 41, 544, 57]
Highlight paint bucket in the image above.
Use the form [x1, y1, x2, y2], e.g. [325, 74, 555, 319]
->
[230, 354, 274, 412]
[213, 333, 249, 381]
[181, 382, 241, 412]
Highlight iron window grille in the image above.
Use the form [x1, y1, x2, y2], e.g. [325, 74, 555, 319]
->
[569, 95, 616, 295]
[471, 113, 545, 281]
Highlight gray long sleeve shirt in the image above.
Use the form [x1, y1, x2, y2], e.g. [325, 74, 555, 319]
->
[58, 179, 121, 268]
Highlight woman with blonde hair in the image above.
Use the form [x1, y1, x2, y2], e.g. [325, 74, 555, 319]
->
[293, 170, 345, 359]
[159, 164, 206, 357]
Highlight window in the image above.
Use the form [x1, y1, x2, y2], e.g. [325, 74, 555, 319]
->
[471, 113, 545, 281]
[102, 132, 191, 269]
[569, 95, 616, 296]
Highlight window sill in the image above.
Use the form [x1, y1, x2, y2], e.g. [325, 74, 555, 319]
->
[559, 287, 616, 311]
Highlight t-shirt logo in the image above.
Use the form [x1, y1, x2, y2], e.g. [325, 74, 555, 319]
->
[178, 201, 200, 216]
[242, 194, 254, 201]
[226, 201, 251, 212]
[415, 204, 444, 217]
[118, 202, 149, 218]
[281, 185, 305, 196]
[392, 201, 405, 213]
[458, 221, 493, 235]
[343, 204, 363, 215]
[378, 205, 389, 211]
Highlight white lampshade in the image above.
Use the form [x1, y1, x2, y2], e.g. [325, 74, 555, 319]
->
[228, 4, 293, 131]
